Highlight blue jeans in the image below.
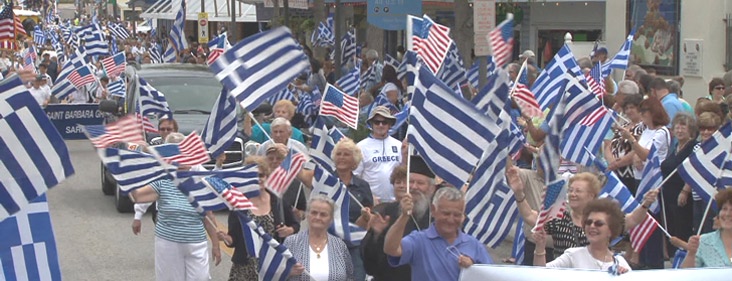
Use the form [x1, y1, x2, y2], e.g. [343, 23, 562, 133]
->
[349, 246, 365, 281]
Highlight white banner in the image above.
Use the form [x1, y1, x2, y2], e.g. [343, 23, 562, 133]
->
[460, 265, 732, 280]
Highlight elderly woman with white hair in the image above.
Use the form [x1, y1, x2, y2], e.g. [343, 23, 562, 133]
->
[286, 195, 354, 281]
[256, 117, 308, 156]
[130, 132, 221, 281]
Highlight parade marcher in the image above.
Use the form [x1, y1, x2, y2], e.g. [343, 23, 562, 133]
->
[248, 100, 305, 145]
[361, 159, 433, 281]
[607, 93, 646, 193]
[130, 133, 222, 281]
[533, 198, 632, 274]
[355, 106, 402, 204]
[285, 195, 355, 281]
[384, 187, 492, 281]
[27, 75, 50, 107]
[255, 117, 308, 156]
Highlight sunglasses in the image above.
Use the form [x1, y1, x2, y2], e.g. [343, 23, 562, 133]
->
[700, 126, 718, 131]
[714, 86, 725, 90]
[584, 219, 606, 228]
[371, 120, 392, 126]
[159, 127, 174, 132]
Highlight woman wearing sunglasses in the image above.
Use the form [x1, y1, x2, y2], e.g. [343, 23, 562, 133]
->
[508, 171, 659, 259]
[706, 78, 726, 104]
[533, 198, 631, 274]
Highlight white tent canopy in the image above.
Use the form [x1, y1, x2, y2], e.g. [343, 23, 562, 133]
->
[140, 0, 257, 22]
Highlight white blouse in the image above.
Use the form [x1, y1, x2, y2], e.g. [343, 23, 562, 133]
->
[547, 247, 632, 272]
[632, 127, 670, 180]
[308, 244, 329, 281]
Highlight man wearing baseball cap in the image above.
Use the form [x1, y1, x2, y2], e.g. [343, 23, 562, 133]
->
[355, 106, 402, 204]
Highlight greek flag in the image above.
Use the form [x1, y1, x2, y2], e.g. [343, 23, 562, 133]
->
[209, 27, 310, 112]
[397, 50, 421, 96]
[636, 145, 662, 214]
[33, 26, 45, 46]
[389, 102, 409, 136]
[471, 68, 512, 124]
[310, 165, 363, 245]
[313, 21, 334, 47]
[81, 24, 108, 56]
[52, 50, 86, 100]
[560, 110, 615, 167]
[336, 68, 360, 96]
[408, 65, 502, 189]
[296, 91, 316, 121]
[512, 217, 525, 265]
[237, 211, 297, 281]
[111, 36, 119, 56]
[340, 30, 357, 66]
[201, 88, 237, 159]
[384, 53, 399, 70]
[508, 122, 526, 158]
[138, 76, 171, 117]
[0, 195, 62, 281]
[309, 117, 345, 173]
[601, 31, 634, 77]
[0, 76, 75, 221]
[464, 129, 516, 248]
[149, 43, 163, 63]
[163, 43, 177, 63]
[531, 45, 582, 110]
[108, 22, 130, 40]
[97, 148, 175, 192]
[599, 170, 640, 213]
[678, 121, 732, 208]
[168, 0, 187, 52]
[360, 65, 378, 90]
[267, 87, 295, 105]
[436, 42, 467, 94]
[467, 56, 496, 89]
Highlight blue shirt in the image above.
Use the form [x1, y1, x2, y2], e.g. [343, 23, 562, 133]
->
[661, 93, 684, 127]
[387, 224, 492, 281]
[151, 179, 206, 243]
[250, 123, 305, 144]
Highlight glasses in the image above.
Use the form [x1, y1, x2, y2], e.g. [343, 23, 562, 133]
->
[700, 126, 718, 131]
[584, 219, 606, 228]
[371, 120, 392, 126]
[714, 86, 725, 90]
[159, 127, 174, 132]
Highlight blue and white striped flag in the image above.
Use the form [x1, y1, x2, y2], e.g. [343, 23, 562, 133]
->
[366, 93, 399, 125]
[464, 129, 516, 248]
[384, 53, 399, 70]
[531, 44, 582, 110]
[601, 31, 634, 77]
[108, 22, 130, 40]
[360, 64, 378, 90]
[436, 42, 467, 94]
[471, 68, 512, 124]
[397, 50, 421, 96]
[149, 43, 163, 63]
[340, 30, 356, 66]
[408, 65, 502, 189]
[267, 87, 296, 105]
[163, 43, 177, 63]
[466, 57, 495, 89]
[237, 211, 297, 281]
[201, 88, 238, 159]
[81, 24, 108, 56]
[388, 101, 409, 136]
[107, 79, 126, 97]
[310, 165, 364, 245]
[512, 217, 525, 265]
[33, 26, 45, 46]
[138, 76, 172, 117]
[312, 21, 334, 47]
[209, 27, 310, 112]
[599, 170, 640, 213]
[0, 76, 75, 221]
[678, 121, 732, 209]
[336, 68, 360, 96]
[97, 148, 175, 192]
[509, 121, 526, 157]
[111, 36, 119, 56]
[636, 145, 662, 214]
[177, 168, 260, 214]
[51, 50, 86, 100]
[560, 110, 615, 167]
[309, 117, 345, 173]
[296, 90, 316, 121]
[168, 0, 187, 52]
[0, 195, 62, 281]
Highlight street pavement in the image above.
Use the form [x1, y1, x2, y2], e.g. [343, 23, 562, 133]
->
[47, 140, 516, 280]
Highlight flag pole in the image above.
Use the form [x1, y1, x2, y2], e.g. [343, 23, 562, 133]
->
[247, 111, 274, 143]
[696, 199, 714, 236]
[651, 214, 672, 238]
[509, 60, 528, 99]
[293, 182, 303, 211]
[405, 142, 412, 216]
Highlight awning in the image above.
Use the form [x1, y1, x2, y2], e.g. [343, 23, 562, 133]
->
[140, 0, 257, 22]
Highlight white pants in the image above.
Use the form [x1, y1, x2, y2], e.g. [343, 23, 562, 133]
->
[154, 236, 210, 281]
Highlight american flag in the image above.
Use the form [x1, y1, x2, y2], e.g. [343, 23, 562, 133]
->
[578, 106, 608, 126]
[416, 15, 453, 74]
[101, 52, 126, 78]
[0, 4, 17, 49]
[207, 32, 230, 65]
[82, 115, 145, 148]
[629, 213, 659, 252]
[150, 132, 211, 166]
[319, 84, 359, 129]
[585, 62, 606, 97]
[13, 12, 25, 36]
[513, 83, 541, 118]
[68, 65, 97, 88]
[533, 179, 567, 232]
[23, 46, 36, 70]
[203, 176, 256, 211]
[136, 113, 158, 133]
[489, 13, 514, 67]
[266, 149, 307, 197]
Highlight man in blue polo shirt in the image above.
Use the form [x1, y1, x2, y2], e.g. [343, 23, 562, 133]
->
[648, 77, 684, 127]
[384, 186, 492, 281]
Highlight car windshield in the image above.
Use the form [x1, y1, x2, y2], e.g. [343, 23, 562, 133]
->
[142, 75, 222, 113]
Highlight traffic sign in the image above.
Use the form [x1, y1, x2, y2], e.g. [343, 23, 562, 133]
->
[198, 12, 209, 44]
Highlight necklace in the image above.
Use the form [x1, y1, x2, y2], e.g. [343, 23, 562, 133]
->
[310, 237, 328, 259]
[589, 247, 610, 269]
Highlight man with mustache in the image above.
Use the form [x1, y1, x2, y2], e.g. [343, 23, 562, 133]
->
[360, 157, 434, 280]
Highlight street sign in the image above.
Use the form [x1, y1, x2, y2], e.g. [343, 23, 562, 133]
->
[473, 0, 496, 56]
[198, 12, 209, 44]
